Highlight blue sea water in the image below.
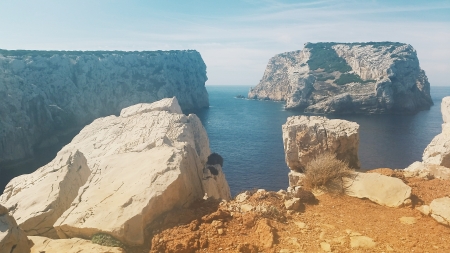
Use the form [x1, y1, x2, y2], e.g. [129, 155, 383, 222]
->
[196, 86, 450, 196]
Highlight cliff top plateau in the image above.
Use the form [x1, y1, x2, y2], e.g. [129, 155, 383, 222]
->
[248, 42, 433, 114]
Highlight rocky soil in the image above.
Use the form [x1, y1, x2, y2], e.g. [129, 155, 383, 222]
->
[148, 169, 450, 253]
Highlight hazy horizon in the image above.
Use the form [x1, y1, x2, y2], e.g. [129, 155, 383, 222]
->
[1, 0, 449, 86]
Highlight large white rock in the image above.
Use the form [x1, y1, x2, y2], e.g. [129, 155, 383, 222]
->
[404, 161, 450, 180]
[29, 236, 124, 253]
[430, 197, 450, 226]
[344, 172, 411, 207]
[0, 204, 30, 253]
[1, 97, 230, 246]
[282, 116, 360, 171]
[0, 150, 90, 237]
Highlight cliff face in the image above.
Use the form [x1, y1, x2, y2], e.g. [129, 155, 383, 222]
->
[248, 42, 433, 114]
[0, 50, 209, 164]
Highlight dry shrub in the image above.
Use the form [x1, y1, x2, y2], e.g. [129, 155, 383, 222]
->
[303, 152, 354, 194]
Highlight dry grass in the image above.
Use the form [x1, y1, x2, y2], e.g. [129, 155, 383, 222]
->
[303, 152, 354, 194]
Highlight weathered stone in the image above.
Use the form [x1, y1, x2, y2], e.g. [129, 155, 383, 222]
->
[283, 116, 360, 171]
[430, 197, 450, 226]
[416, 205, 431, 216]
[344, 172, 411, 207]
[1, 98, 230, 246]
[0, 204, 30, 253]
[288, 170, 305, 187]
[284, 198, 301, 211]
[248, 42, 432, 114]
[255, 218, 274, 249]
[235, 191, 251, 203]
[29, 236, 124, 253]
[441, 97, 450, 124]
[0, 150, 90, 237]
[350, 235, 376, 249]
[320, 242, 332, 252]
[0, 50, 209, 166]
[240, 204, 254, 213]
[404, 162, 450, 180]
[423, 128, 450, 168]
[399, 217, 416, 225]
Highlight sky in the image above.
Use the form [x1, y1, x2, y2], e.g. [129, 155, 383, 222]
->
[0, 0, 449, 86]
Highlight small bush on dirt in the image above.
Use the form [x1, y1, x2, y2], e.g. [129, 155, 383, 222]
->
[91, 233, 124, 248]
[303, 152, 354, 194]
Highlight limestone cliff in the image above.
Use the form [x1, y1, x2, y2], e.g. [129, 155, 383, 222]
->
[0, 49, 208, 165]
[248, 42, 432, 114]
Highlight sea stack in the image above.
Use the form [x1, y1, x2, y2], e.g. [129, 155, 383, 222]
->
[249, 42, 433, 114]
[0, 49, 209, 167]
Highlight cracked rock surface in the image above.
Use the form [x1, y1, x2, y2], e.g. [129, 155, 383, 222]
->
[0, 97, 230, 246]
[0, 204, 30, 253]
[282, 116, 360, 171]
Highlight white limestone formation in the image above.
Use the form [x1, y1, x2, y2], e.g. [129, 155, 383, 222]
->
[0, 150, 90, 237]
[0, 97, 230, 246]
[344, 172, 411, 208]
[282, 116, 360, 171]
[406, 96, 450, 179]
[0, 50, 209, 166]
[249, 42, 432, 114]
[0, 204, 30, 253]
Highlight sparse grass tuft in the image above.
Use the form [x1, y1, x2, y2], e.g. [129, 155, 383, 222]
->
[91, 233, 124, 248]
[303, 152, 354, 194]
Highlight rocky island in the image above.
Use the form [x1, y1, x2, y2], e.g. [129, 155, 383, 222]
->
[0, 49, 209, 168]
[248, 42, 433, 114]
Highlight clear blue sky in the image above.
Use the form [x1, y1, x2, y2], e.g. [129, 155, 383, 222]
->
[0, 0, 449, 86]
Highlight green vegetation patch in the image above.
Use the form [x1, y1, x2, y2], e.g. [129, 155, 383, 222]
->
[315, 74, 335, 82]
[334, 73, 375, 86]
[91, 233, 124, 248]
[0, 49, 197, 58]
[305, 42, 352, 73]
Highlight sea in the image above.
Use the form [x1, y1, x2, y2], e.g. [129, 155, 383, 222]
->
[0, 86, 449, 196]
[196, 86, 450, 196]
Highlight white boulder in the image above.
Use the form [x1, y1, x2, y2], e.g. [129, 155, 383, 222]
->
[282, 116, 360, 171]
[344, 172, 411, 207]
[430, 197, 450, 226]
[1, 97, 230, 246]
[0, 150, 90, 237]
[0, 204, 30, 253]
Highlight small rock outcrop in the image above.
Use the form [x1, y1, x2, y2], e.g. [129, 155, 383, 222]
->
[0, 150, 90, 237]
[0, 204, 30, 253]
[249, 42, 432, 114]
[29, 236, 124, 253]
[0, 49, 209, 166]
[0, 97, 230, 246]
[282, 116, 360, 172]
[344, 172, 411, 207]
[405, 96, 450, 179]
[429, 197, 450, 226]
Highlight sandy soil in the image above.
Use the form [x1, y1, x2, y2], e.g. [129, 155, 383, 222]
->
[146, 170, 450, 253]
